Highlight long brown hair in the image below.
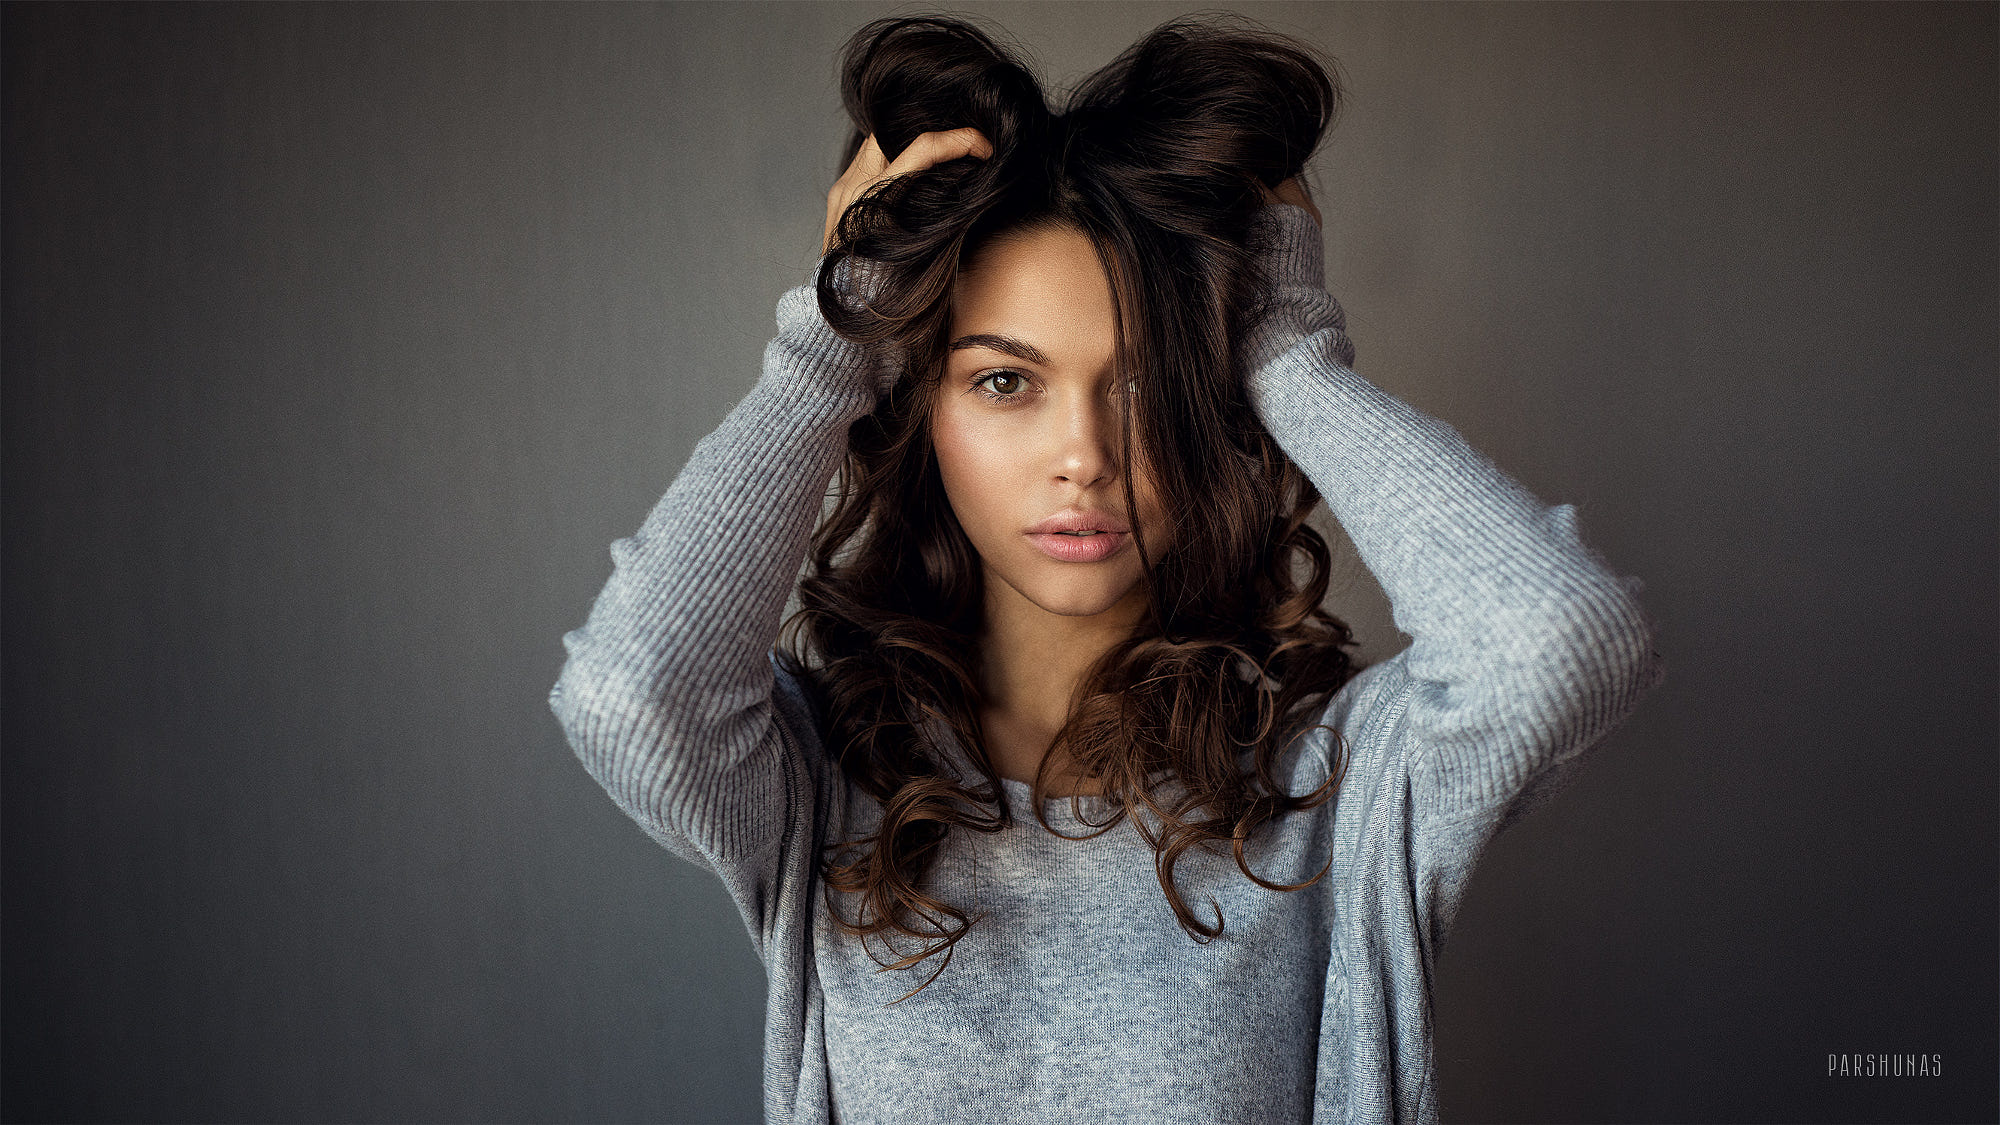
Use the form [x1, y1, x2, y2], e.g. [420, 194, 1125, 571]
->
[774, 13, 1365, 1002]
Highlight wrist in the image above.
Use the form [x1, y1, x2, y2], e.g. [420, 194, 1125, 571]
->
[1250, 203, 1327, 291]
[828, 253, 889, 307]
[773, 283, 892, 400]
[1239, 205, 1352, 377]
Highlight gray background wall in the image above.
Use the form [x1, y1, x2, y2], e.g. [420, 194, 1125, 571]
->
[4, 2, 1993, 1122]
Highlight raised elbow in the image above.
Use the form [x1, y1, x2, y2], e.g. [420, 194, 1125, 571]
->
[1530, 571, 1665, 723]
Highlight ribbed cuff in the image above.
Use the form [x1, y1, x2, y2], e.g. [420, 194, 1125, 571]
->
[771, 278, 897, 401]
[1239, 203, 1353, 377]
[831, 254, 889, 305]
[1250, 203, 1327, 291]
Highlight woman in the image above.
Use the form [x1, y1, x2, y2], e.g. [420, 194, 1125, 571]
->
[550, 14, 1662, 1124]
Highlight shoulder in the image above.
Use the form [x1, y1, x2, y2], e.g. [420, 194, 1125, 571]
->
[1271, 651, 1418, 798]
[1313, 653, 1411, 740]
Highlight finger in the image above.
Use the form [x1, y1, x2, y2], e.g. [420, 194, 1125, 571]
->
[881, 127, 993, 179]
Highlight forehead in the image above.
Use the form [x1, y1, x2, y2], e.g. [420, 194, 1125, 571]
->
[948, 225, 1117, 355]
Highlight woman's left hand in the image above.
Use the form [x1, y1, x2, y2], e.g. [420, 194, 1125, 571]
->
[1261, 176, 1321, 229]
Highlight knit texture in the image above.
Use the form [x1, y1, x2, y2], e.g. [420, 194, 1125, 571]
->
[549, 203, 1665, 1124]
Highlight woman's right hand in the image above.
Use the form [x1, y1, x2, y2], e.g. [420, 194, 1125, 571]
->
[822, 128, 994, 257]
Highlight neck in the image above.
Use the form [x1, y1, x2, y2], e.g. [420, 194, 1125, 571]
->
[975, 576, 1149, 764]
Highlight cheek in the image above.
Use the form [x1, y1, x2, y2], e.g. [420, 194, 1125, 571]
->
[1132, 473, 1177, 555]
[929, 406, 1015, 535]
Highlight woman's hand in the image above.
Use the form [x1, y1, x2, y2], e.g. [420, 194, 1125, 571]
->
[822, 128, 994, 256]
[1261, 175, 1321, 230]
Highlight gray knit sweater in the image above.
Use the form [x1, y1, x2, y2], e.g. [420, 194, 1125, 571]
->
[549, 203, 1664, 1124]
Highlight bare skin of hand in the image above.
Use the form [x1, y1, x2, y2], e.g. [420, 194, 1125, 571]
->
[1262, 175, 1322, 229]
[822, 128, 994, 256]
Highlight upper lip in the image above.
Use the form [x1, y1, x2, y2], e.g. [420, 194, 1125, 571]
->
[1026, 509, 1131, 535]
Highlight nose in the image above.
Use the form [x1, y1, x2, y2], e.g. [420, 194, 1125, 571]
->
[1049, 386, 1124, 489]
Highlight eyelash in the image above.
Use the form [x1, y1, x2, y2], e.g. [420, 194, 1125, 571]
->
[967, 370, 1139, 405]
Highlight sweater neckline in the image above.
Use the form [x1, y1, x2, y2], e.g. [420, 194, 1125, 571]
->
[993, 773, 1117, 822]
[920, 714, 1116, 822]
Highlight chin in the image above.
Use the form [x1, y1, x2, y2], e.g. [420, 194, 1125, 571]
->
[1010, 567, 1145, 619]
[1025, 591, 1130, 618]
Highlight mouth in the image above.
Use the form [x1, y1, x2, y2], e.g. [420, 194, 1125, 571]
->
[1026, 529, 1131, 563]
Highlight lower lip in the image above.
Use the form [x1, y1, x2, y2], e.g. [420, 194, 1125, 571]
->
[1027, 531, 1130, 563]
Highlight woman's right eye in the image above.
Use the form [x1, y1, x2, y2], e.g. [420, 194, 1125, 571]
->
[973, 370, 1028, 401]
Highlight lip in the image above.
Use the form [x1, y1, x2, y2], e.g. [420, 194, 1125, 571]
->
[1026, 509, 1131, 535]
[1025, 509, 1133, 563]
[1026, 529, 1131, 563]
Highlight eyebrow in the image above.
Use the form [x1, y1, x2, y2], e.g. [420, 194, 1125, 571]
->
[948, 333, 1052, 367]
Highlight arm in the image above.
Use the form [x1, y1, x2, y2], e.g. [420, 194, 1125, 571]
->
[548, 271, 888, 870]
[550, 127, 986, 900]
[1242, 202, 1665, 830]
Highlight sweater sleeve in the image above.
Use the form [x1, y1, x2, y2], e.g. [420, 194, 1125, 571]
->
[548, 267, 889, 880]
[1241, 203, 1665, 834]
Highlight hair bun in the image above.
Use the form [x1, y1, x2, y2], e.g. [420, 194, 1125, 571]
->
[1063, 16, 1340, 232]
[840, 17, 1050, 176]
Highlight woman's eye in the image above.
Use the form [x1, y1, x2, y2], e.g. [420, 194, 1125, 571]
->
[975, 371, 1027, 399]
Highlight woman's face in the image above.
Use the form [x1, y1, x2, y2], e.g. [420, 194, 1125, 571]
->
[932, 222, 1169, 622]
